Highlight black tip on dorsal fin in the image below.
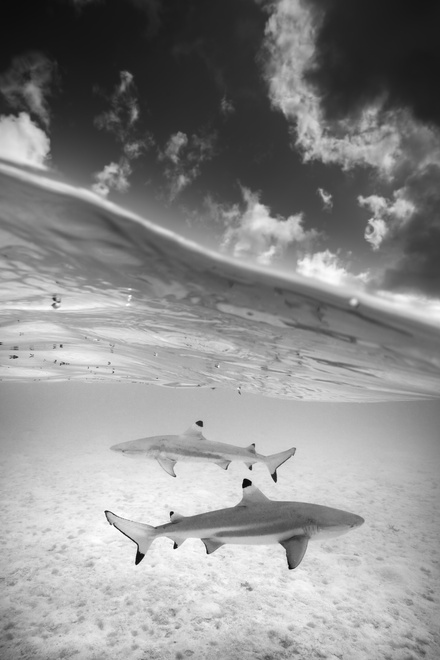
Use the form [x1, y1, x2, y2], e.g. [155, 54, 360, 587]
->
[242, 478, 252, 489]
[195, 420, 203, 428]
[170, 511, 174, 516]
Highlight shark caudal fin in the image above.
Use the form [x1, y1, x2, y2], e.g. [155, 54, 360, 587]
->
[105, 511, 157, 565]
[265, 447, 296, 482]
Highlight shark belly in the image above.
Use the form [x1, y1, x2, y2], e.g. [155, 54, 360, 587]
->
[213, 531, 297, 546]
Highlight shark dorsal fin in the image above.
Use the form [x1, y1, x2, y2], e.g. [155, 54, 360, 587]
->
[170, 511, 184, 523]
[244, 443, 256, 454]
[237, 479, 270, 506]
[182, 420, 205, 440]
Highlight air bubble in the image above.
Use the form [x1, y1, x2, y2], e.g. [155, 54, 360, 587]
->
[52, 294, 61, 309]
[349, 297, 360, 309]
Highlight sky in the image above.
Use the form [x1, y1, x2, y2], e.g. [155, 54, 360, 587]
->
[1, 0, 440, 305]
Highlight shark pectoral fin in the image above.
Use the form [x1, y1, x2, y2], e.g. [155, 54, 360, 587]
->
[172, 539, 186, 549]
[157, 457, 177, 477]
[135, 550, 145, 565]
[280, 536, 309, 570]
[216, 460, 231, 470]
[244, 462, 254, 470]
[202, 538, 225, 555]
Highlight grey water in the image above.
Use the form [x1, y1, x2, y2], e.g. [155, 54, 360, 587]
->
[1, 162, 439, 659]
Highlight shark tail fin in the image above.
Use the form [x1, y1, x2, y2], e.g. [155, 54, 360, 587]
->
[105, 511, 156, 565]
[265, 446, 296, 483]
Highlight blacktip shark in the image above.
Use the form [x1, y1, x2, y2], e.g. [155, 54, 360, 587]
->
[110, 420, 296, 483]
[105, 479, 364, 570]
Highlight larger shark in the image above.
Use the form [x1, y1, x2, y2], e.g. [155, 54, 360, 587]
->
[110, 420, 296, 483]
[105, 479, 364, 570]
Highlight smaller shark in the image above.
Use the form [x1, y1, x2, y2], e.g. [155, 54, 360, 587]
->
[110, 420, 296, 482]
[105, 479, 364, 570]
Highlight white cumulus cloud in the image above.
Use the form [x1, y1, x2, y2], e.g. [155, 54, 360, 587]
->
[159, 130, 216, 201]
[0, 112, 50, 168]
[262, 0, 403, 175]
[261, 0, 440, 295]
[358, 192, 415, 250]
[215, 187, 318, 265]
[296, 250, 369, 286]
[92, 70, 153, 197]
[160, 131, 188, 165]
[92, 159, 132, 197]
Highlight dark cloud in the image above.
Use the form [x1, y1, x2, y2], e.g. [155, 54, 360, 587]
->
[0, 51, 57, 128]
[304, 0, 440, 127]
[381, 165, 440, 295]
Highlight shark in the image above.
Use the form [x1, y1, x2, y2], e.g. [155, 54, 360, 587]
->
[105, 479, 364, 570]
[110, 420, 296, 483]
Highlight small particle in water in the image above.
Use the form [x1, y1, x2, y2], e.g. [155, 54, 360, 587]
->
[214, 363, 220, 369]
[237, 386, 242, 395]
[153, 352, 158, 357]
[52, 294, 61, 309]
[349, 297, 360, 309]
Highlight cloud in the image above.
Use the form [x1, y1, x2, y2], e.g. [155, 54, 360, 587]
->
[93, 70, 153, 197]
[92, 159, 132, 197]
[261, 0, 440, 296]
[94, 71, 141, 143]
[159, 130, 216, 200]
[358, 193, 415, 250]
[160, 131, 188, 165]
[317, 187, 332, 211]
[220, 96, 235, 116]
[211, 187, 318, 265]
[0, 52, 56, 128]
[296, 249, 368, 286]
[378, 166, 440, 295]
[0, 112, 50, 168]
[261, 0, 404, 174]
[303, 0, 440, 129]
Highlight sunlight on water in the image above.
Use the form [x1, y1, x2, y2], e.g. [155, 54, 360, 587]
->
[1, 162, 439, 401]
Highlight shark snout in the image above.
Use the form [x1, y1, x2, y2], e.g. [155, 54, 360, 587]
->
[350, 514, 365, 528]
[110, 443, 133, 454]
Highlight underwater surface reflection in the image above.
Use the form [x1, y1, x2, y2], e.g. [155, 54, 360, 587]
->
[1, 162, 440, 402]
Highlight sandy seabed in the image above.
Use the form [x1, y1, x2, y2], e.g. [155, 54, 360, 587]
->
[1, 425, 439, 660]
